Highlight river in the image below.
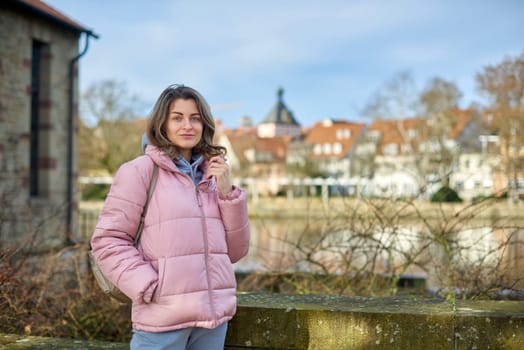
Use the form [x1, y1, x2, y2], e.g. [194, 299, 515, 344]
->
[80, 198, 524, 292]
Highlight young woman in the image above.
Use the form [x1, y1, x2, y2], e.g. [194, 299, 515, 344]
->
[91, 84, 251, 350]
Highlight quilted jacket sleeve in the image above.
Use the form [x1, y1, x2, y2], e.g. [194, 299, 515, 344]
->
[218, 186, 251, 263]
[90, 159, 158, 303]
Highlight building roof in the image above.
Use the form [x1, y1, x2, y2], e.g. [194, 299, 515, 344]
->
[7, 0, 98, 37]
[224, 128, 289, 163]
[368, 109, 475, 155]
[305, 119, 366, 159]
[368, 117, 425, 149]
[223, 128, 257, 164]
[260, 87, 300, 126]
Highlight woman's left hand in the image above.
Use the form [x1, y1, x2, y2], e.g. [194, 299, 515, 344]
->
[205, 156, 233, 194]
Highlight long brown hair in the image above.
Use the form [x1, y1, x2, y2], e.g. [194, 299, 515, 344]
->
[146, 84, 226, 159]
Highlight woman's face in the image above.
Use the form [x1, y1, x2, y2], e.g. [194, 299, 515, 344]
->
[164, 98, 203, 161]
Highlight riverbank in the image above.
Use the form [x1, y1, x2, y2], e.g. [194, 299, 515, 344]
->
[80, 197, 524, 222]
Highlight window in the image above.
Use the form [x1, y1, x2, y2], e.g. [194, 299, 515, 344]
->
[323, 143, 332, 154]
[313, 144, 322, 155]
[483, 179, 493, 188]
[401, 143, 412, 153]
[333, 143, 342, 154]
[383, 143, 398, 156]
[367, 130, 380, 142]
[30, 40, 51, 198]
[336, 129, 351, 139]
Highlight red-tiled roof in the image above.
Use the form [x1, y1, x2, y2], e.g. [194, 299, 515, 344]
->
[224, 128, 289, 163]
[305, 119, 366, 159]
[255, 137, 288, 161]
[223, 129, 257, 163]
[447, 109, 474, 139]
[368, 109, 475, 155]
[12, 0, 94, 34]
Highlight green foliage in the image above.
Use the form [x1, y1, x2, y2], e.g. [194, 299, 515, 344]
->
[430, 185, 462, 202]
[81, 184, 110, 201]
[498, 191, 508, 199]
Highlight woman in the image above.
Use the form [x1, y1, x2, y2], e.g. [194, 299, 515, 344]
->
[91, 84, 250, 350]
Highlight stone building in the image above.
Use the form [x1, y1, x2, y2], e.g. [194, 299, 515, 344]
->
[0, 0, 97, 248]
[257, 87, 302, 139]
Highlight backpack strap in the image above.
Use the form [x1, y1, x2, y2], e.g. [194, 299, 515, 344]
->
[133, 163, 159, 246]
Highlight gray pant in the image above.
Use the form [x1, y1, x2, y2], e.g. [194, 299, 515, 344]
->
[130, 323, 228, 350]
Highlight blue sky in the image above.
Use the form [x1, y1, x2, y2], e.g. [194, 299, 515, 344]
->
[46, 0, 523, 128]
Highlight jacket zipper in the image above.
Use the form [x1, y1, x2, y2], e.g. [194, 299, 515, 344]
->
[195, 186, 217, 320]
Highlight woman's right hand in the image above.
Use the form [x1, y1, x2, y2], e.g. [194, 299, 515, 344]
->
[205, 156, 233, 194]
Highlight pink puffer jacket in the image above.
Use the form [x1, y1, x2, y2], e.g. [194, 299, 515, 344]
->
[90, 146, 250, 332]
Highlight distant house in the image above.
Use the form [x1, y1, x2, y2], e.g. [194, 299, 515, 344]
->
[449, 115, 500, 201]
[352, 117, 425, 197]
[491, 123, 524, 201]
[218, 127, 290, 196]
[0, 0, 97, 248]
[303, 118, 366, 179]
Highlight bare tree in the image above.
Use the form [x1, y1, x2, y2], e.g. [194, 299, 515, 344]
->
[79, 80, 147, 175]
[356, 72, 422, 192]
[419, 77, 465, 186]
[476, 52, 524, 203]
[362, 71, 420, 120]
[420, 77, 462, 115]
[81, 80, 144, 124]
[77, 117, 105, 176]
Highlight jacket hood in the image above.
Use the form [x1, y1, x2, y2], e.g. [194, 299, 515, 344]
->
[144, 144, 210, 180]
[144, 145, 179, 173]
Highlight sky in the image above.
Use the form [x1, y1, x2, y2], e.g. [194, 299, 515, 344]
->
[45, 0, 524, 129]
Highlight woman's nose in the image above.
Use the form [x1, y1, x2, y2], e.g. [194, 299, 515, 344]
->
[182, 118, 192, 128]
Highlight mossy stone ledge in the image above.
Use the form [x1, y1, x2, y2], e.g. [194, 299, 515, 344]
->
[227, 293, 524, 350]
[1, 293, 523, 349]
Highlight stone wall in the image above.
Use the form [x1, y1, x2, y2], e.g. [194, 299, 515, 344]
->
[1, 293, 523, 349]
[227, 293, 524, 349]
[0, 3, 81, 248]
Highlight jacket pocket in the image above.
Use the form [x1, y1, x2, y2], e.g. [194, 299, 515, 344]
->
[153, 257, 166, 303]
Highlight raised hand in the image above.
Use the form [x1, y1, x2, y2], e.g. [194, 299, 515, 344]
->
[205, 156, 233, 194]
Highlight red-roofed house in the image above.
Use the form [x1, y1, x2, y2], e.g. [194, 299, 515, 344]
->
[303, 119, 366, 179]
[217, 127, 291, 196]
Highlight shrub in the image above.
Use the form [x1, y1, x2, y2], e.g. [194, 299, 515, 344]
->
[430, 186, 462, 203]
[81, 184, 110, 201]
[0, 244, 132, 342]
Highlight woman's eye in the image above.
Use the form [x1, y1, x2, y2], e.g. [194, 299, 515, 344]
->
[191, 116, 201, 122]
